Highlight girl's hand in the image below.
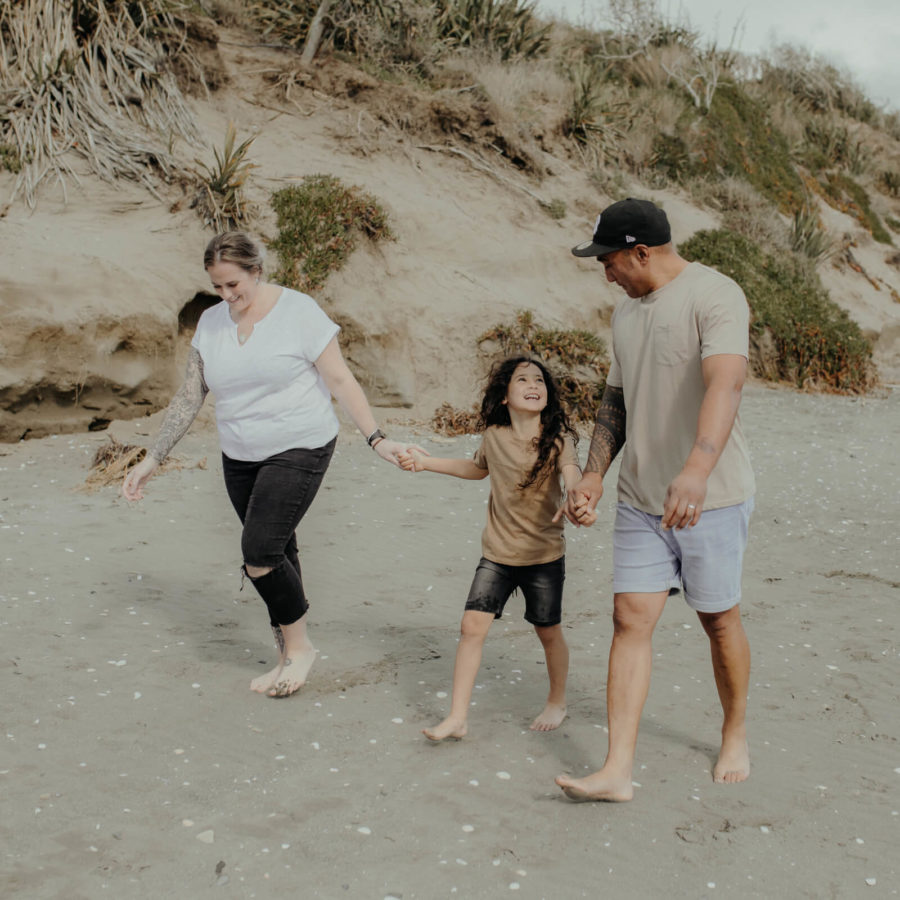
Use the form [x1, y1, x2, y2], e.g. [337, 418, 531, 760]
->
[374, 439, 430, 469]
[573, 503, 598, 527]
[123, 455, 160, 501]
[397, 448, 428, 472]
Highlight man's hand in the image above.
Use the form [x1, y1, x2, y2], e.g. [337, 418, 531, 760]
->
[554, 471, 604, 527]
[661, 467, 707, 530]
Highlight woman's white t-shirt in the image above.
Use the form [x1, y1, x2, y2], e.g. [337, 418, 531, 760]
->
[191, 288, 340, 461]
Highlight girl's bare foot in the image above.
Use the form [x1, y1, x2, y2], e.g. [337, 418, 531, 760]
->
[268, 648, 317, 698]
[422, 716, 468, 742]
[555, 768, 634, 802]
[530, 702, 567, 732]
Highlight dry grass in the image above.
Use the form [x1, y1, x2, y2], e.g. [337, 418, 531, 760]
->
[430, 402, 482, 436]
[82, 435, 204, 491]
[688, 176, 790, 252]
[0, 0, 199, 207]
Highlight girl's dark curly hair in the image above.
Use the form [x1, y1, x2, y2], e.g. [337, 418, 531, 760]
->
[480, 356, 578, 489]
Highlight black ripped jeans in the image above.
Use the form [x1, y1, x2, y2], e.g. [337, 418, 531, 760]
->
[222, 438, 336, 627]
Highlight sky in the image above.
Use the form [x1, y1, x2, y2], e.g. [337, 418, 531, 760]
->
[534, 0, 900, 113]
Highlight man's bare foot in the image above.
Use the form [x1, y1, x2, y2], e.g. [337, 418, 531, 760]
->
[267, 648, 317, 698]
[530, 702, 567, 732]
[713, 731, 750, 783]
[422, 716, 468, 742]
[555, 769, 634, 802]
[250, 663, 283, 694]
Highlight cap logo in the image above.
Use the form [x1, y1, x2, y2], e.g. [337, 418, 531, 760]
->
[625, 235, 636, 243]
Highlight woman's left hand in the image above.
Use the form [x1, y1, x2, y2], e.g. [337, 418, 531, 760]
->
[373, 439, 430, 468]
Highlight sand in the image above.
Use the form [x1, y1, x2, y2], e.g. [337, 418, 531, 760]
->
[2, 381, 898, 899]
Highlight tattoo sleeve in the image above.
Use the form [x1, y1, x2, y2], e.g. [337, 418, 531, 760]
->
[585, 384, 626, 476]
[148, 347, 209, 463]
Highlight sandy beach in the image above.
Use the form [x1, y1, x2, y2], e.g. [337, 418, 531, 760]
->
[1, 382, 898, 899]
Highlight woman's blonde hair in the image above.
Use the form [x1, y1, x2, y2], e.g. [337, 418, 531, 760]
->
[203, 231, 265, 274]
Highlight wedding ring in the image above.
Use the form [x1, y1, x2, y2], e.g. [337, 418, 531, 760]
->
[687, 504, 696, 510]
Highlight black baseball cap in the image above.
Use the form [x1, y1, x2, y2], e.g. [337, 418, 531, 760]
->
[572, 197, 671, 257]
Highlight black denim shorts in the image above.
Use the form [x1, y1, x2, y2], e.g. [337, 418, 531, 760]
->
[465, 556, 565, 627]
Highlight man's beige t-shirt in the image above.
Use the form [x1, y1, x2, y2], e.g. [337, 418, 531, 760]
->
[606, 261, 755, 514]
[473, 427, 579, 566]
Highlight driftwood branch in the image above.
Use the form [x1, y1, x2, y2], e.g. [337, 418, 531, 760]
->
[300, 0, 334, 66]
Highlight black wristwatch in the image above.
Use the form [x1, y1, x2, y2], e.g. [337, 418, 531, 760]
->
[366, 428, 386, 448]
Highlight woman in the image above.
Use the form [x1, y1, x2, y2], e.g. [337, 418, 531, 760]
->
[123, 231, 421, 698]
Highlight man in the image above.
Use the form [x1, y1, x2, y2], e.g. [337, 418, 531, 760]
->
[556, 198, 755, 802]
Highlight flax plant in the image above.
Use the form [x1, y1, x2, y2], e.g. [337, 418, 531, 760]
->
[195, 122, 257, 231]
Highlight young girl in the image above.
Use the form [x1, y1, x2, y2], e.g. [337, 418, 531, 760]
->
[399, 356, 591, 740]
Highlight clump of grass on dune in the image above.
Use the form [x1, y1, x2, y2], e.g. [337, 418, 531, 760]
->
[0, 0, 198, 206]
[268, 174, 393, 292]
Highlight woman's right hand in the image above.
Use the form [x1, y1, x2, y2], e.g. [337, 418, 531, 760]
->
[123, 455, 160, 501]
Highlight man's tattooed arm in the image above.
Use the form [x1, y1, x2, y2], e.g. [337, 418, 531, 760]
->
[148, 347, 209, 464]
[585, 384, 626, 477]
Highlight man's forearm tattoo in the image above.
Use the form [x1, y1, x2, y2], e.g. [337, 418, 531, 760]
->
[585, 384, 626, 476]
[148, 347, 209, 463]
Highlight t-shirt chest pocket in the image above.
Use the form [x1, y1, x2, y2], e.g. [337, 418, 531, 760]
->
[652, 321, 694, 366]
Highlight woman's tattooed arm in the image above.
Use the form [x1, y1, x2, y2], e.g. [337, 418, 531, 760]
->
[585, 384, 626, 476]
[148, 347, 209, 463]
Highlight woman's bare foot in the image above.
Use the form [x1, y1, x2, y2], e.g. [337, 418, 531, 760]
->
[267, 647, 317, 698]
[555, 768, 634, 802]
[530, 702, 567, 732]
[713, 730, 750, 783]
[422, 716, 468, 742]
[250, 663, 284, 694]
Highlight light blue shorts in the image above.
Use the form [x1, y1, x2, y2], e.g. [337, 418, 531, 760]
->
[612, 498, 754, 613]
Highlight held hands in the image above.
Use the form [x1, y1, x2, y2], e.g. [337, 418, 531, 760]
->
[553, 472, 604, 528]
[661, 467, 707, 530]
[375, 439, 430, 469]
[122, 455, 160, 502]
[397, 448, 428, 472]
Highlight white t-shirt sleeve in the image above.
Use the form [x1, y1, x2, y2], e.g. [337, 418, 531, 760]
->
[293, 292, 340, 360]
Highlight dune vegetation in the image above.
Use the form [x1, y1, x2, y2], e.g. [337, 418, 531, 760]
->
[3, 0, 898, 403]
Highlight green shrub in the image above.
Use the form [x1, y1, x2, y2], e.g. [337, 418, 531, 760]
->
[269, 175, 393, 292]
[543, 197, 567, 219]
[820, 172, 893, 244]
[692, 84, 805, 214]
[478, 310, 608, 420]
[680, 229, 875, 393]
